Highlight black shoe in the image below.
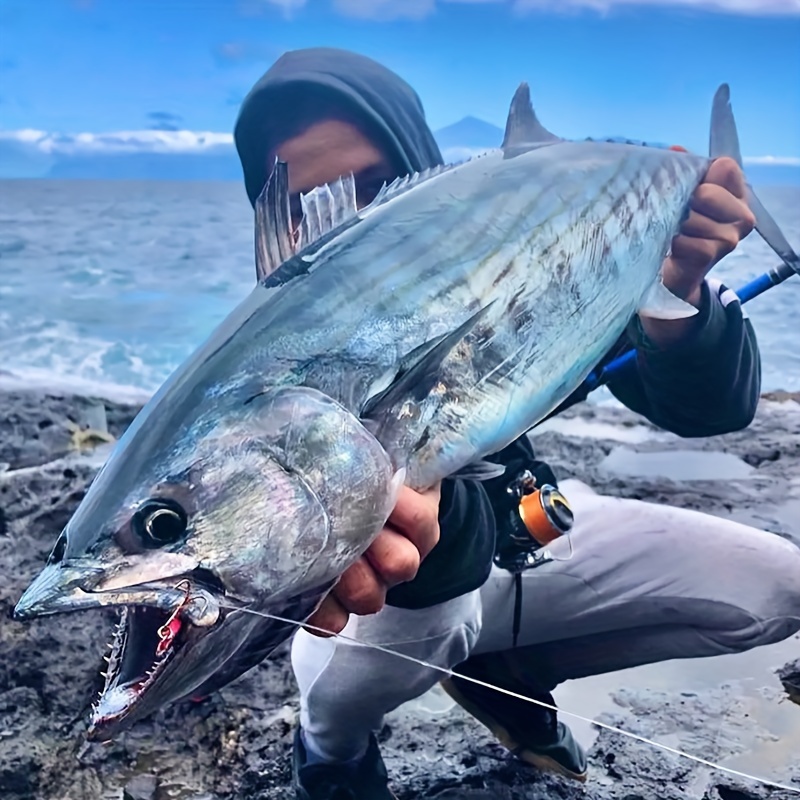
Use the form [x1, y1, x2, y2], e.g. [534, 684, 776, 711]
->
[441, 655, 588, 783]
[293, 727, 397, 800]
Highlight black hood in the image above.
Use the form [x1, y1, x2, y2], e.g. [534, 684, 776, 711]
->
[234, 47, 444, 207]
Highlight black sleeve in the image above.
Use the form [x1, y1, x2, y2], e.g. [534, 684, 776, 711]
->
[385, 435, 540, 610]
[386, 281, 760, 610]
[606, 279, 762, 438]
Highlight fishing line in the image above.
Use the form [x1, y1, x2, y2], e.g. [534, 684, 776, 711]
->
[219, 602, 800, 794]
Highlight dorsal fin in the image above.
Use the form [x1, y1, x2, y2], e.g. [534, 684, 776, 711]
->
[254, 159, 296, 283]
[297, 173, 359, 251]
[502, 82, 561, 152]
[361, 164, 451, 216]
[295, 163, 457, 255]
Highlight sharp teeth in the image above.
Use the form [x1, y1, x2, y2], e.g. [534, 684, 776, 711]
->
[103, 655, 110, 663]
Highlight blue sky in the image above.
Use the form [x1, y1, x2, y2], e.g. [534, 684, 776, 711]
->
[1, 0, 799, 161]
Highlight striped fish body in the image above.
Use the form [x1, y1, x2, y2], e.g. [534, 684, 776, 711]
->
[227, 141, 708, 488]
[22, 82, 795, 740]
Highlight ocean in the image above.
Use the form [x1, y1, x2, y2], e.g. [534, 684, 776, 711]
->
[1, 179, 798, 403]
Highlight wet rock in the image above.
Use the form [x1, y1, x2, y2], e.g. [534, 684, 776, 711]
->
[123, 773, 158, 800]
[0, 390, 138, 471]
[705, 779, 800, 800]
[778, 658, 800, 704]
[1, 388, 798, 800]
[760, 391, 800, 404]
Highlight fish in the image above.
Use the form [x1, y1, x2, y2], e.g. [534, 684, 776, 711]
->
[14, 82, 798, 741]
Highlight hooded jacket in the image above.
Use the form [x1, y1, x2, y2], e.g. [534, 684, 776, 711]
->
[234, 48, 761, 610]
[234, 47, 444, 208]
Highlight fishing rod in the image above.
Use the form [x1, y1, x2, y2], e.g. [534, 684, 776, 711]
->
[561, 258, 800, 409]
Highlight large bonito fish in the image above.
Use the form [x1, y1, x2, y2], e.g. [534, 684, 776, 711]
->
[14, 82, 797, 740]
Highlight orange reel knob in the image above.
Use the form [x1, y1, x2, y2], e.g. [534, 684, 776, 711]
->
[518, 485, 574, 546]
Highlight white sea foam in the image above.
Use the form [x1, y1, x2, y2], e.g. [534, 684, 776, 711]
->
[0, 180, 798, 399]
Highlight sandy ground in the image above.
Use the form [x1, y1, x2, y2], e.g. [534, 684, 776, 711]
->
[1, 388, 798, 800]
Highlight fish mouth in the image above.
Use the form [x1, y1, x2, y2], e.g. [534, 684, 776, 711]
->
[87, 575, 228, 741]
[91, 605, 185, 734]
[16, 560, 332, 740]
[15, 558, 231, 739]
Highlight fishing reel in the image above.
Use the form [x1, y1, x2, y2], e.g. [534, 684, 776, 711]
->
[493, 468, 574, 573]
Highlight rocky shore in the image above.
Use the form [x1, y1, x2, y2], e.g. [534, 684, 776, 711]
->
[1, 388, 798, 800]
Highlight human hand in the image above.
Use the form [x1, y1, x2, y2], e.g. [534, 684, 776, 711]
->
[305, 483, 442, 636]
[641, 155, 756, 347]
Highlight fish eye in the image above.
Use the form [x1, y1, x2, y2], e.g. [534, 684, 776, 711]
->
[132, 499, 188, 547]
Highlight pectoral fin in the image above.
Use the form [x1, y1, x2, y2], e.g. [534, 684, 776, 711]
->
[451, 460, 507, 482]
[638, 281, 699, 320]
[362, 304, 494, 419]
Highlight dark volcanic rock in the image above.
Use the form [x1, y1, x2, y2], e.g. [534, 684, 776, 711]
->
[0, 390, 139, 470]
[123, 773, 158, 800]
[778, 659, 800, 705]
[0, 388, 798, 800]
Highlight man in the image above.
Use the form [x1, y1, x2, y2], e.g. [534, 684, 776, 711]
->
[233, 47, 800, 799]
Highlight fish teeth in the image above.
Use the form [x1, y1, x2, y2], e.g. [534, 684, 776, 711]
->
[97, 606, 131, 698]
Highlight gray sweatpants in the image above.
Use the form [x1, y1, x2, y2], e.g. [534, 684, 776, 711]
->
[291, 479, 800, 762]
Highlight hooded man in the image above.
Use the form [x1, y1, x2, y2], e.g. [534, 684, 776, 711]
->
[234, 47, 800, 800]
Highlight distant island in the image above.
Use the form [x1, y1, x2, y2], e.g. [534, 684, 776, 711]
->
[0, 117, 797, 186]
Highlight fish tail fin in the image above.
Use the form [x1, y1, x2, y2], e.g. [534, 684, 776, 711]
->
[710, 84, 800, 274]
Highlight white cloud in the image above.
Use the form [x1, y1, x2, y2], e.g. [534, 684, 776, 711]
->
[743, 155, 800, 166]
[441, 145, 496, 163]
[241, 0, 307, 15]
[0, 129, 797, 169]
[332, 0, 508, 19]
[258, 0, 307, 9]
[512, 0, 800, 14]
[333, 0, 436, 19]
[331, 0, 800, 16]
[0, 129, 234, 156]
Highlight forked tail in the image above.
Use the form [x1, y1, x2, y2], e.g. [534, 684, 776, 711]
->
[710, 83, 800, 279]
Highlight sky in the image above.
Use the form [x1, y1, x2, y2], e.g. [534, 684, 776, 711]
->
[1, 0, 799, 162]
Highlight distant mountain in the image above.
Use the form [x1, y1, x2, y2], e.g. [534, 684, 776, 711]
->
[434, 116, 504, 151]
[432, 116, 504, 165]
